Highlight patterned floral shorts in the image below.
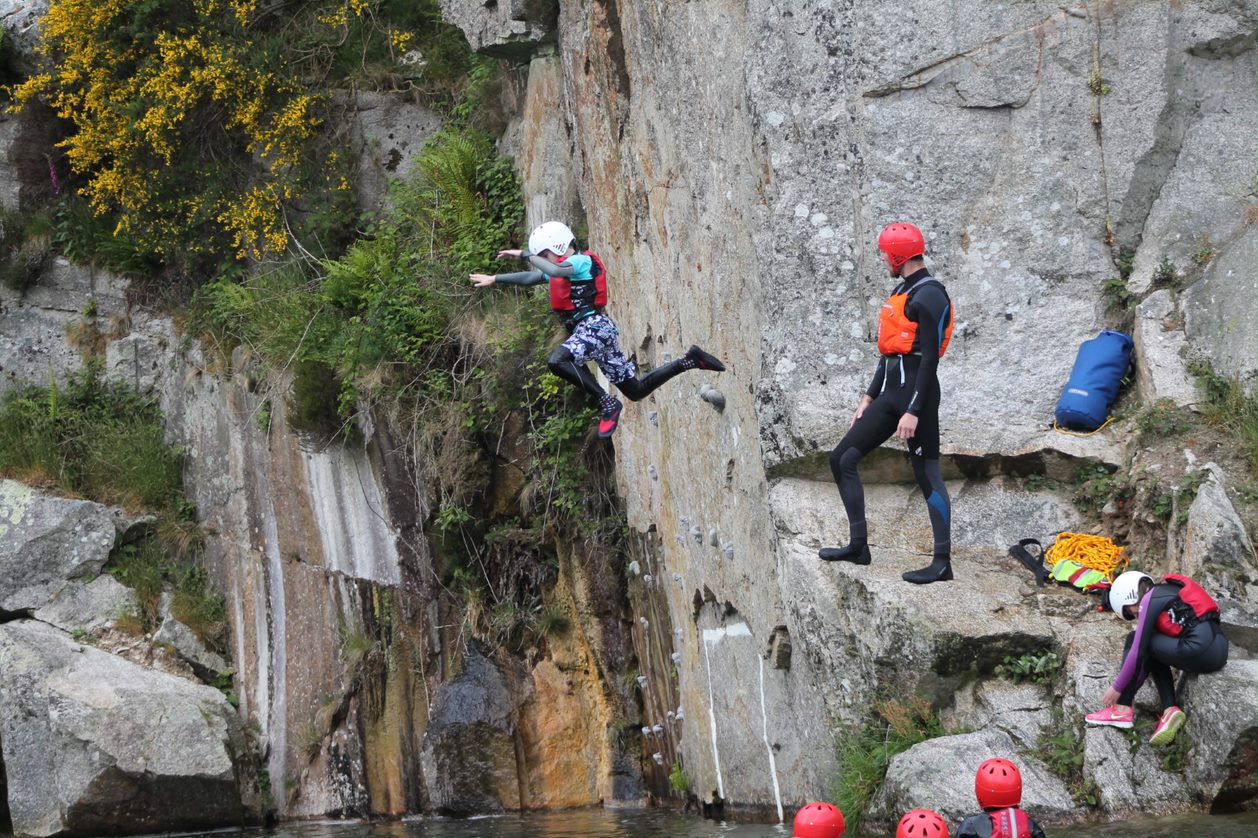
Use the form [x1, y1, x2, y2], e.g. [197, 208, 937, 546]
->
[562, 314, 637, 384]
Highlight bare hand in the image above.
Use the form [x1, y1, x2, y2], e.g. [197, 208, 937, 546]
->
[497, 249, 522, 259]
[469, 273, 496, 288]
[850, 396, 872, 428]
[1102, 687, 1120, 708]
[895, 412, 919, 440]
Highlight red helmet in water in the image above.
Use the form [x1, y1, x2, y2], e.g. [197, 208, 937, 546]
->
[878, 222, 926, 273]
[975, 757, 1023, 809]
[792, 801, 845, 838]
[896, 809, 949, 838]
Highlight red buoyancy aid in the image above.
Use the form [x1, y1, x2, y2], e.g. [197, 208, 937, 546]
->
[877, 277, 953, 357]
[989, 807, 1032, 838]
[548, 251, 608, 312]
[1155, 574, 1221, 637]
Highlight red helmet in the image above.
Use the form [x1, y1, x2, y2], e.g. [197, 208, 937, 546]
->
[975, 757, 1023, 809]
[792, 801, 845, 838]
[878, 222, 926, 272]
[896, 809, 949, 838]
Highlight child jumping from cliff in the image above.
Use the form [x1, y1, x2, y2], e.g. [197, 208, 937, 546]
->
[469, 221, 725, 438]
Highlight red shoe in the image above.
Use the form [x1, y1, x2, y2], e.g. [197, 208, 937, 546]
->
[597, 397, 623, 438]
[1085, 705, 1134, 729]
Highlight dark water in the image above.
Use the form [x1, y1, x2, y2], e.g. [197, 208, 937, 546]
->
[183, 807, 1258, 838]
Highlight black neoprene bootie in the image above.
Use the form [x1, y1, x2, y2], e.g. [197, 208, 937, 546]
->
[902, 555, 953, 584]
[819, 543, 871, 565]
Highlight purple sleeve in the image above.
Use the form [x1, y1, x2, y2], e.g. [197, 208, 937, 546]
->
[1112, 589, 1156, 694]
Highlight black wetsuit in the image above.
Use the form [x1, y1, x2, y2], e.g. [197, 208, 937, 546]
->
[1114, 583, 1229, 709]
[956, 809, 1047, 838]
[828, 268, 951, 559]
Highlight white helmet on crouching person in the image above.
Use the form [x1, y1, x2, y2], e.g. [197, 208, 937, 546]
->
[1108, 570, 1153, 620]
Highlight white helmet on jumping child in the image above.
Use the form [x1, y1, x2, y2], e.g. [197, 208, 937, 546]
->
[1109, 570, 1153, 620]
[528, 221, 575, 258]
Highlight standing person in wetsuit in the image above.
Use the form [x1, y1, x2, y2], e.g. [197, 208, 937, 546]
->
[469, 221, 725, 438]
[819, 222, 955, 584]
[1085, 570, 1229, 745]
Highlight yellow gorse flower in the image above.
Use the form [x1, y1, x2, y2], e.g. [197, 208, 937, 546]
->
[11, 0, 336, 259]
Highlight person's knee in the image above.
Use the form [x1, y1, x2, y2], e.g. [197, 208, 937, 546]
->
[617, 378, 646, 401]
[828, 445, 846, 475]
[547, 345, 574, 375]
[840, 446, 864, 471]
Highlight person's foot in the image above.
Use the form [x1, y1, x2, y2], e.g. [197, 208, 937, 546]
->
[685, 345, 726, 372]
[1149, 706, 1186, 746]
[819, 543, 871, 565]
[902, 556, 953, 584]
[597, 396, 623, 438]
[1085, 705, 1134, 729]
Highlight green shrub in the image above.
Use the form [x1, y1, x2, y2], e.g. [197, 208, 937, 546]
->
[535, 605, 571, 637]
[50, 199, 163, 278]
[1137, 401, 1195, 438]
[107, 532, 224, 645]
[1039, 709, 1099, 807]
[832, 698, 948, 832]
[1189, 360, 1258, 474]
[996, 652, 1062, 685]
[1073, 463, 1127, 515]
[0, 366, 182, 511]
[1151, 258, 1180, 290]
[668, 760, 693, 796]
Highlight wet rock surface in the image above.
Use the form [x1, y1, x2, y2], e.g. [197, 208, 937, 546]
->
[420, 645, 528, 815]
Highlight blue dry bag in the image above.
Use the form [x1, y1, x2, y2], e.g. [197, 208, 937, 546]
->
[1054, 330, 1133, 432]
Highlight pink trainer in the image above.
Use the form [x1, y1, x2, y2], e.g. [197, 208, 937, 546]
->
[1085, 705, 1134, 729]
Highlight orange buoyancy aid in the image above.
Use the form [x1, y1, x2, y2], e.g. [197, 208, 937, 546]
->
[1155, 574, 1221, 637]
[877, 276, 953, 357]
[548, 251, 608, 313]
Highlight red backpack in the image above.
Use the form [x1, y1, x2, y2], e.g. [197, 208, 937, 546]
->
[1155, 574, 1220, 637]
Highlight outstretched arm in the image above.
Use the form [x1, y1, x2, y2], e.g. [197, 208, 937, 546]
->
[490, 270, 546, 287]
[525, 251, 577, 277]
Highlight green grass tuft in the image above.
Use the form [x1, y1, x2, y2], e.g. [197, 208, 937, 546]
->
[832, 698, 949, 832]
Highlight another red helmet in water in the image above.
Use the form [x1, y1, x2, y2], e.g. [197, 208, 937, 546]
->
[975, 757, 1023, 809]
[878, 222, 926, 272]
[792, 801, 845, 838]
[896, 809, 949, 838]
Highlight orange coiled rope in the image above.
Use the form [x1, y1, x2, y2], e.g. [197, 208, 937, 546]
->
[1046, 532, 1129, 578]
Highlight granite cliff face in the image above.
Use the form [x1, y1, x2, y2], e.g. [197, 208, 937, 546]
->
[3, 0, 1258, 833]
[449, 0, 1258, 823]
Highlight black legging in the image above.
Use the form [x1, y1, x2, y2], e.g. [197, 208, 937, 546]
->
[828, 355, 949, 553]
[1118, 620, 1229, 708]
[547, 345, 689, 402]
